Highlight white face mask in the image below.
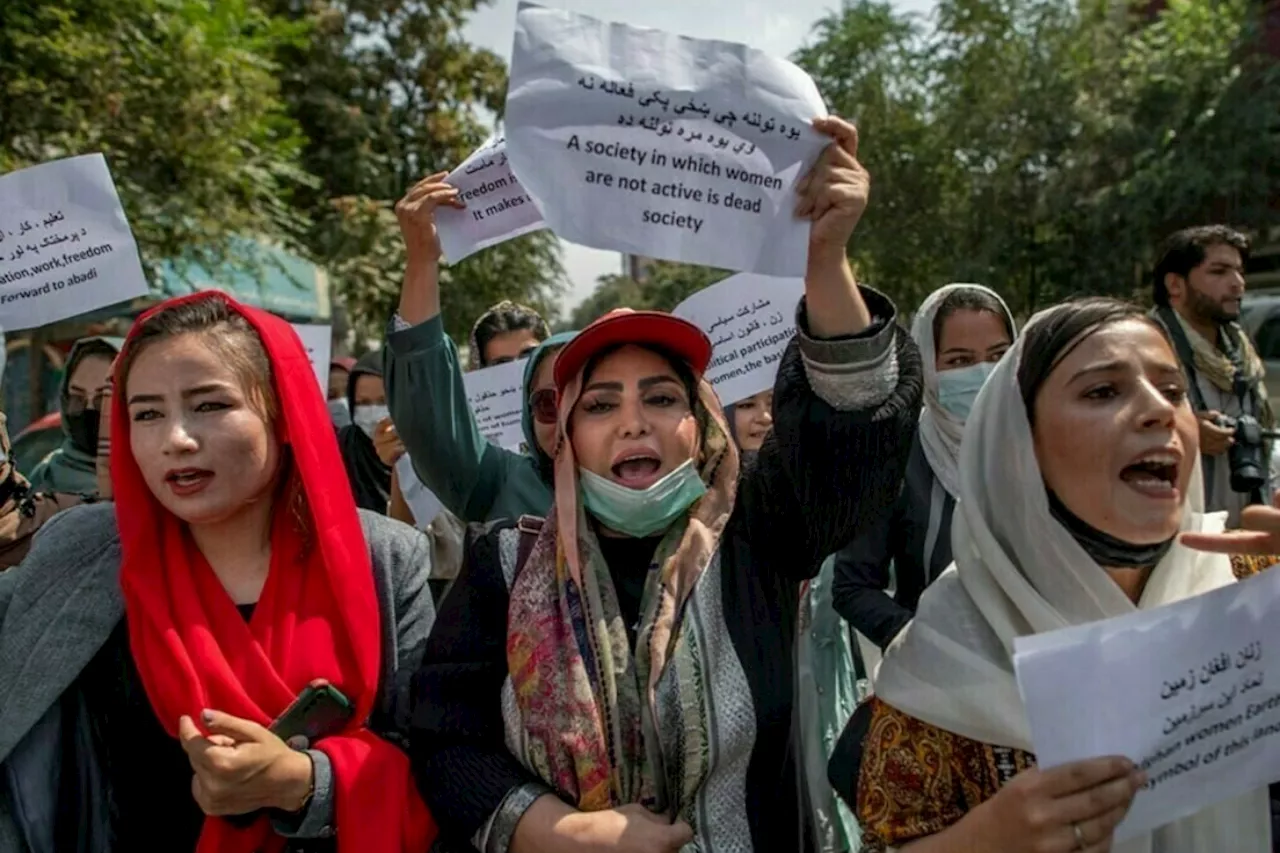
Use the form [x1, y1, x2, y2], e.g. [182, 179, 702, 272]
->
[352, 404, 389, 439]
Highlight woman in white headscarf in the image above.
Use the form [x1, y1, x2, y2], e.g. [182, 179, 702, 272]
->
[855, 297, 1273, 853]
[832, 284, 1015, 654]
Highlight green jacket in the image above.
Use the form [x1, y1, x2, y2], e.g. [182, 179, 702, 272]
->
[384, 315, 574, 524]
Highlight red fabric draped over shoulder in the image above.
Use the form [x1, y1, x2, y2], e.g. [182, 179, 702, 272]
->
[111, 290, 435, 853]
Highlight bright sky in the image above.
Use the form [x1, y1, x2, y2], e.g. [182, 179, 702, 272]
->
[463, 0, 938, 316]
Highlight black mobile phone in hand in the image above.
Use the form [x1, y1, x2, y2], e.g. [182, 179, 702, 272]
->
[270, 679, 355, 744]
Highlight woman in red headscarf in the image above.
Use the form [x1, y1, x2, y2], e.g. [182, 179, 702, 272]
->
[0, 291, 435, 853]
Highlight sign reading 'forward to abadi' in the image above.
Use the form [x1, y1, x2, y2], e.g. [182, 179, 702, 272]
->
[0, 154, 149, 330]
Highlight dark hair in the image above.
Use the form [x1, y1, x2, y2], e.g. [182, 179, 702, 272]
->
[931, 287, 1013, 346]
[473, 301, 550, 366]
[72, 339, 121, 366]
[65, 339, 122, 406]
[116, 296, 311, 545]
[1017, 297, 1171, 420]
[1152, 226, 1250, 307]
[118, 297, 276, 420]
[575, 342, 707, 439]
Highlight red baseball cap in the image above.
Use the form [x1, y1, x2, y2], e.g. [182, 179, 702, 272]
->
[553, 308, 713, 391]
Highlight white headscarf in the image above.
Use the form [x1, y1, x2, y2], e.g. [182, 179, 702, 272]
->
[911, 283, 1016, 499]
[875, 303, 1270, 853]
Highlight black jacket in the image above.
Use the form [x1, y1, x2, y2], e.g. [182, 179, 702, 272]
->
[409, 290, 923, 853]
[832, 433, 955, 650]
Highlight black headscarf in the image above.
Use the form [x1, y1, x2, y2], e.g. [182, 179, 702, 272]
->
[336, 351, 391, 513]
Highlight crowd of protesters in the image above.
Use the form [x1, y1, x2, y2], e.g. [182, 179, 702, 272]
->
[0, 102, 1275, 853]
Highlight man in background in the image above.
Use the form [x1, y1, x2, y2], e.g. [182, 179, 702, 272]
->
[1152, 225, 1274, 526]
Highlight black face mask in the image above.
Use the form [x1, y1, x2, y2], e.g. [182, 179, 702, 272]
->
[1047, 489, 1175, 569]
[65, 408, 101, 456]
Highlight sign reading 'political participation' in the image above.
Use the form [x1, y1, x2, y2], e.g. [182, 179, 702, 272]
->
[465, 357, 527, 451]
[0, 154, 149, 331]
[505, 3, 828, 277]
[1013, 565, 1280, 839]
[291, 324, 332, 396]
[673, 274, 802, 406]
[437, 136, 546, 263]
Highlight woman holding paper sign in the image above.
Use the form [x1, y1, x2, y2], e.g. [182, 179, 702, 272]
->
[854, 298, 1272, 852]
[0, 292, 437, 852]
[385, 176, 572, 523]
[411, 116, 923, 853]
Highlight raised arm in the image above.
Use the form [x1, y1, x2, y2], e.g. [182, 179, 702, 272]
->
[734, 117, 923, 578]
[385, 176, 514, 522]
[395, 172, 458, 326]
[796, 116, 874, 339]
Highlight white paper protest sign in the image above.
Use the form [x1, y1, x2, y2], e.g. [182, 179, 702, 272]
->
[438, 136, 545, 263]
[673, 274, 802, 406]
[465, 358, 527, 451]
[0, 154, 149, 331]
[505, 4, 828, 277]
[1013, 566, 1280, 840]
[291, 324, 331, 395]
[395, 454, 444, 529]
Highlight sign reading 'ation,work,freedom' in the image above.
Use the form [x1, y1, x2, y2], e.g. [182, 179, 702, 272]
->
[0, 154, 149, 330]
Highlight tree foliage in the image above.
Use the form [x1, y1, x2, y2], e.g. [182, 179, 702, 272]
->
[791, 0, 1279, 317]
[0, 0, 312, 275]
[0, 0, 565, 342]
[261, 0, 565, 341]
[566, 262, 730, 330]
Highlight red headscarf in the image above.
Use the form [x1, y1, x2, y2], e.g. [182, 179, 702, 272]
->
[111, 291, 435, 853]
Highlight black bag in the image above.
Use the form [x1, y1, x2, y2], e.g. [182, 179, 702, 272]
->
[827, 699, 873, 811]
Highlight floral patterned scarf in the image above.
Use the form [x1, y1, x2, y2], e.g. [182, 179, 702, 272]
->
[506, 361, 738, 816]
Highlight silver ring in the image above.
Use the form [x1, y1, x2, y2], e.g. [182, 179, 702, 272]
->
[1073, 822, 1087, 850]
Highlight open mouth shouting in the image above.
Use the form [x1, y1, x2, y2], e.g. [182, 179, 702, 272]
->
[610, 449, 664, 489]
[1118, 448, 1182, 501]
[165, 467, 215, 497]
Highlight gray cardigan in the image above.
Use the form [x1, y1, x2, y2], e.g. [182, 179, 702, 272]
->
[0, 502, 435, 853]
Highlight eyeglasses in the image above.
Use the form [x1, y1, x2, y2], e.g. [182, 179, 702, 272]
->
[528, 388, 558, 425]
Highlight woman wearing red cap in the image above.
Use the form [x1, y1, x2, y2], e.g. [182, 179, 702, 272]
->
[0, 292, 435, 852]
[411, 116, 923, 853]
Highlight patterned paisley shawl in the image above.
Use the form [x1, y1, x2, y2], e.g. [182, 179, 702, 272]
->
[506, 356, 739, 820]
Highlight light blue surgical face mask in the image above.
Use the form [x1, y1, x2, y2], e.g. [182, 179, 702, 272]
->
[579, 459, 707, 539]
[328, 397, 351, 429]
[936, 361, 996, 421]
